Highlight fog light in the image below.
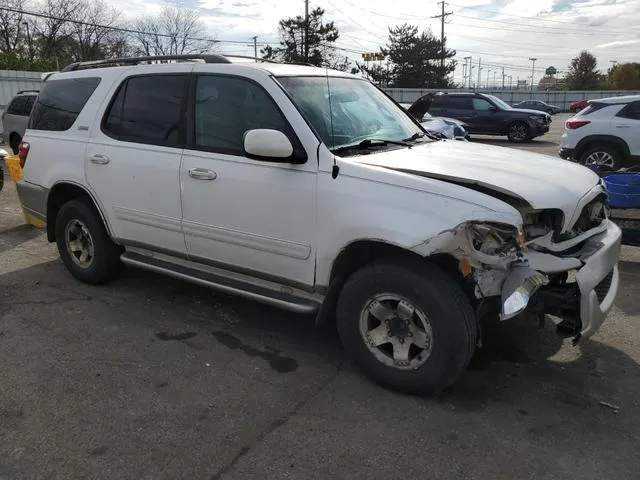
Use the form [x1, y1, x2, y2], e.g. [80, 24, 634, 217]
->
[500, 266, 549, 321]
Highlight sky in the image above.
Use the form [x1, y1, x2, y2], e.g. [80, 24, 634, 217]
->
[113, 0, 640, 87]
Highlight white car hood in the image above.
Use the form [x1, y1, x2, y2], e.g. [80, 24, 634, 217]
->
[353, 140, 600, 216]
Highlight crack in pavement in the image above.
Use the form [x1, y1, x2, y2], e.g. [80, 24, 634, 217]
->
[209, 362, 344, 480]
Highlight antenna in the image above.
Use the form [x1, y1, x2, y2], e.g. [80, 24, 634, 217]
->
[325, 66, 339, 179]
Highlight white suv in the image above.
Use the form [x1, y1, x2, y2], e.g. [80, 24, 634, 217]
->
[16, 54, 622, 394]
[560, 94, 640, 170]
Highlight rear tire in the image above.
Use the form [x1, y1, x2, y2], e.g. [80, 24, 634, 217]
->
[507, 122, 529, 143]
[55, 199, 122, 284]
[9, 133, 21, 154]
[336, 260, 478, 395]
[579, 144, 622, 171]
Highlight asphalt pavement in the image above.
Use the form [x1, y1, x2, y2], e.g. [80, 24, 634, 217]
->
[1, 121, 640, 480]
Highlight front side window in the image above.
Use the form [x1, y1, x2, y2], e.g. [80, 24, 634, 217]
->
[103, 74, 187, 146]
[193, 75, 288, 154]
[473, 98, 493, 111]
[276, 76, 426, 153]
[29, 77, 100, 131]
[485, 95, 511, 110]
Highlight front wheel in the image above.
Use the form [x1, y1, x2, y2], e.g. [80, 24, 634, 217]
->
[336, 260, 478, 394]
[579, 144, 622, 171]
[507, 121, 530, 143]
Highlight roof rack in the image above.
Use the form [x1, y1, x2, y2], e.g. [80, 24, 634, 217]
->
[222, 54, 315, 67]
[17, 89, 39, 95]
[61, 54, 232, 72]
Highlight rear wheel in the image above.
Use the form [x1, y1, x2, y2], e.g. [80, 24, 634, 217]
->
[9, 133, 21, 154]
[55, 199, 122, 284]
[579, 144, 622, 171]
[507, 122, 529, 143]
[336, 260, 478, 394]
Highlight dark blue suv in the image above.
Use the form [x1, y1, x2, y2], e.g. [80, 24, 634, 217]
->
[427, 92, 551, 143]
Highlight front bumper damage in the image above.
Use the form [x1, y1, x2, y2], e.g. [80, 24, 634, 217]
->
[414, 219, 622, 342]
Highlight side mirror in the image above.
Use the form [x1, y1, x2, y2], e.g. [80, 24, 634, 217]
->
[243, 129, 301, 163]
[488, 106, 498, 113]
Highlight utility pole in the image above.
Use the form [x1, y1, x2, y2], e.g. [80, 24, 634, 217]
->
[252, 36, 258, 61]
[493, 71, 496, 88]
[477, 57, 482, 89]
[486, 69, 491, 88]
[304, 0, 309, 61]
[432, 2, 453, 73]
[469, 63, 474, 89]
[501, 67, 505, 89]
[464, 56, 471, 88]
[529, 57, 537, 92]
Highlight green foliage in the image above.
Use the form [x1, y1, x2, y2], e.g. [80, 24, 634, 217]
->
[0, 52, 56, 71]
[608, 63, 640, 90]
[564, 50, 602, 90]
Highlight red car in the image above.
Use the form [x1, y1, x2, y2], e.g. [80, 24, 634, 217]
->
[569, 99, 589, 113]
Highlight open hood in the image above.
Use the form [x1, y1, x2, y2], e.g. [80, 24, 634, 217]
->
[353, 140, 600, 215]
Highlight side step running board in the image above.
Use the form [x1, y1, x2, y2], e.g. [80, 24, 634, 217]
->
[120, 251, 321, 314]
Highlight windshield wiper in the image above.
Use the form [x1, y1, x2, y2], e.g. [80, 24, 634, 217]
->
[331, 138, 411, 154]
[404, 131, 441, 142]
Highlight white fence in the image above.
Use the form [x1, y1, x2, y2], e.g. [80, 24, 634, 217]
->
[383, 88, 640, 111]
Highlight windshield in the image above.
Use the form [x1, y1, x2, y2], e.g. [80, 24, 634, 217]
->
[485, 95, 512, 110]
[276, 76, 427, 155]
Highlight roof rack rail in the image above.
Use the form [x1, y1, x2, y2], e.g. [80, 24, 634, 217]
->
[17, 89, 39, 95]
[222, 54, 315, 67]
[61, 54, 232, 72]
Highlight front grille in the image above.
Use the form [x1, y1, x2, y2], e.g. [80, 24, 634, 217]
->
[595, 270, 614, 303]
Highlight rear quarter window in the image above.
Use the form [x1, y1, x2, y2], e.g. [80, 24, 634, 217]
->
[29, 77, 101, 131]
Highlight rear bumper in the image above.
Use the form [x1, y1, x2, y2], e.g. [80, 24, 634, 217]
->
[16, 181, 48, 223]
[559, 147, 575, 160]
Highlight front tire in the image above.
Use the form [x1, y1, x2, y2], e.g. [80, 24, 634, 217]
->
[336, 260, 478, 394]
[55, 199, 122, 284]
[507, 121, 530, 143]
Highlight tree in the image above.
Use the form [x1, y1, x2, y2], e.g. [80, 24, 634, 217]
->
[261, 7, 340, 67]
[68, 0, 123, 61]
[130, 6, 213, 56]
[609, 63, 640, 90]
[366, 24, 455, 88]
[564, 50, 602, 90]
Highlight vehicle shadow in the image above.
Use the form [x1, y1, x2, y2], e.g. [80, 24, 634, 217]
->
[2, 259, 638, 411]
[0, 224, 43, 254]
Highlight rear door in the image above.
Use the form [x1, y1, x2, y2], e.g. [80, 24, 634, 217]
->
[432, 96, 475, 127]
[613, 101, 640, 156]
[85, 65, 192, 253]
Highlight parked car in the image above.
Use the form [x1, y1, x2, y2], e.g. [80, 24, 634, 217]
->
[512, 99, 561, 115]
[427, 92, 551, 142]
[400, 102, 469, 140]
[15, 54, 621, 394]
[1, 90, 38, 153]
[569, 99, 589, 113]
[559, 95, 640, 170]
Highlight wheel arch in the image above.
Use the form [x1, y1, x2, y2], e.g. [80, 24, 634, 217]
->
[46, 181, 112, 243]
[575, 135, 630, 161]
[315, 239, 463, 327]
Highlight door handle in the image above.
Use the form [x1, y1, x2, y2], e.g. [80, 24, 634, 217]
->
[188, 168, 217, 180]
[615, 125, 630, 128]
[89, 154, 110, 165]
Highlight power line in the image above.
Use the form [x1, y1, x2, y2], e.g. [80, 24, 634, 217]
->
[453, 14, 624, 36]
[0, 6, 279, 47]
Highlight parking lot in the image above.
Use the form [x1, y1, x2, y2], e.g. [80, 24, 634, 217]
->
[1, 116, 639, 480]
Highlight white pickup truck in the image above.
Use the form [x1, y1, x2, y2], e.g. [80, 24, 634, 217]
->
[15, 55, 621, 393]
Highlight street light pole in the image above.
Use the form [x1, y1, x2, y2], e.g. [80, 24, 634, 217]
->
[463, 56, 471, 88]
[529, 57, 537, 92]
[486, 69, 491, 88]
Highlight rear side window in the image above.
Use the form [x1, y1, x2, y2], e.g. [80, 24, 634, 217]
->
[616, 101, 640, 120]
[23, 95, 36, 115]
[7, 96, 28, 115]
[102, 74, 187, 146]
[29, 77, 100, 131]
[437, 96, 472, 109]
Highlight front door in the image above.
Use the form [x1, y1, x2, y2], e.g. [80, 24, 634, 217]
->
[471, 97, 502, 134]
[180, 71, 317, 287]
[85, 65, 192, 253]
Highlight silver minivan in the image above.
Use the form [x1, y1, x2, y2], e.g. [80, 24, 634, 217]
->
[2, 90, 38, 153]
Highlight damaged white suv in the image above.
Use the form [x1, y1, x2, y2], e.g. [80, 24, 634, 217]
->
[16, 55, 621, 393]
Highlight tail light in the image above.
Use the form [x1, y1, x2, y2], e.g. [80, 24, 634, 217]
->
[566, 120, 590, 129]
[18, 141, 30, 168]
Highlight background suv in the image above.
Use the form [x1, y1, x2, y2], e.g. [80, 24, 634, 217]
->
[2, 90, 38, 153]
[427, 92, 551, 142]
[559, 95, 640, 170]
